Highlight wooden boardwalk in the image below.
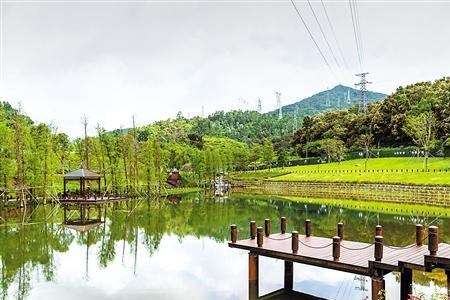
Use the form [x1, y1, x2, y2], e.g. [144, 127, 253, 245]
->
[228, 218, 450, 300]
[59, 196, 128, 205]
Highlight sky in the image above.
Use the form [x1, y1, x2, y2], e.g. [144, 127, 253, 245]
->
[0, 0, 449, 137]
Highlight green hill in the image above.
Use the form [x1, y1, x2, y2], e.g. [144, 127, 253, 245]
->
[267, 85, 387, 118]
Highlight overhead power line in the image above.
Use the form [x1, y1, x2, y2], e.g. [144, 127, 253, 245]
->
[348, 0, 363, 70]
[319, 0, 349, 68]
[289, 0, 337, 81]
[353, 0, 364, 63]
[306, 0, 341, 70]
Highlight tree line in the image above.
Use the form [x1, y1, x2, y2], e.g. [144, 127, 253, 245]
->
[0, 104, 280, 201]
[293, 78, 450, 169]
[1, 77, 448, 200]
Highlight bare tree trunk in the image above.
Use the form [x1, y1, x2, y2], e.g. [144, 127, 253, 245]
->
[132, 116, 139, 194]
[82, 115, 89, 168]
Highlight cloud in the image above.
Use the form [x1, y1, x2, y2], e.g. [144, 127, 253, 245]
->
[1, 1, 449, 137]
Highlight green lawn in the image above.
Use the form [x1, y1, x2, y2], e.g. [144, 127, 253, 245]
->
[232, 157, 450, 185]
[165, 187, 203, 195]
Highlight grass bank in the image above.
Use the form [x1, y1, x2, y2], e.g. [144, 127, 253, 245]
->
[276, 195, 450, 217]
[232, 157, 450, 186]
[165, 187, 203, 195]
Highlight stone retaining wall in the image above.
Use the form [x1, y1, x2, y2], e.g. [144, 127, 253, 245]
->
[232, 181, 450, 207]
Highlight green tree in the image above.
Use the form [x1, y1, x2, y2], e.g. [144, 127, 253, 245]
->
[262, 139, 276, 167]
[403, 112, 436, 170]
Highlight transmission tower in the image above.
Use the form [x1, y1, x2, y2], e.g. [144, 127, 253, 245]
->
[201, 105, 205, 117]
[238, 98, 248, 110]
[346, 89, 351, 104]
[276, 91, 282, 119]
[336, 96, 341, 108]
[355, 72, 372, 113]
[293, 107, 299, 133]
[326, 88, 331, 107]
[257, 98, 262, 113]
[81, 114, 89, 169]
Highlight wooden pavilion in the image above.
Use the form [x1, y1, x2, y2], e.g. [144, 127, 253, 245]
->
[63, 166, 101, 195]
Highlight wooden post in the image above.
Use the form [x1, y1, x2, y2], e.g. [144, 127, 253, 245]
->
[446, 270, 450, 300]
[371, 276, 385, 300]
[375, 236, 383, 261]
[292, 231, 299, 254]
[63, 206, 67, 223]
[337, 222, 344, 240]
[305, 219, 311, 237]
[428, 226, 439, 256]
[230, 224, 237, 243]
[264, 219, 270, 237]
[249, 252, 259, 300]
[333, 236, 340, 261]
[257, 227, 263, 247]
[400, 268, 412, 300]
[97, 206, 102, 222]
[80, 206, 84, 223]
[416, 224, 424, 246]
[281, 217, 286, 234]
[284, 261, 293, 291]
[375, 225, 383, 237]
[250, 221, 256, 239]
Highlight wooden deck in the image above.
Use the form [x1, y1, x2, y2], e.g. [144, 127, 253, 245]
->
[228, 220, 450, 300]
[228, 233, 441, 276]
[425, 243, 450, 270]
[59, 196, 128, 205]
[231, 233, 375, 275]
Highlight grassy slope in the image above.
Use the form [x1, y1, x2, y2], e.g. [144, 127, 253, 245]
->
[165, 187, 203, 195]
[233, 157, 450, 185]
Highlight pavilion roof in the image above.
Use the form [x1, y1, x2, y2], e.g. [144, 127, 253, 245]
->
[64, 167, 101, 180]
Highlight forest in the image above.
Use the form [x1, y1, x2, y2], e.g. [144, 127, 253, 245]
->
[0, 77, 449, 198]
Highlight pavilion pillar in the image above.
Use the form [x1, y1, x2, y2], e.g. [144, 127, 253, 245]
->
[63, 206, 67, 223]
[371, 275, 385, 300]
[284, 261, 293, 291]
[63, 179, 67, 194]
[249, 252, 259, 300]
[400, 268, 413, 300]
[97, 178, 101, 193]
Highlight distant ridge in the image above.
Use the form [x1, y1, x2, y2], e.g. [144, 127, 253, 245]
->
[266, 85, 387, 118]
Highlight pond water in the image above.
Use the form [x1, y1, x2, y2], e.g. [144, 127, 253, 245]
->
[1, 193, 449, 300]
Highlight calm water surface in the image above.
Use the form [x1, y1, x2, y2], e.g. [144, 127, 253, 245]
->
[1, 193, 449, 300]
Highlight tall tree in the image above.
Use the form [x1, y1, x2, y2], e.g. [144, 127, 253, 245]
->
[403, 112, 436, 170]
[262, 139, 276, 167]
[12, 105, 28, 207]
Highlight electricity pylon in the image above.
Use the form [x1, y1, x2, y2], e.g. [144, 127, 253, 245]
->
[355, 72, 372, 113]
[276, 91, 282, 119]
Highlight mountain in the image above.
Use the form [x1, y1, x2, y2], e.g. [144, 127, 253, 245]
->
[267, 85, 387, 118]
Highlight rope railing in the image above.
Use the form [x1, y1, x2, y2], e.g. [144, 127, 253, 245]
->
[266, 234, 292, 241]
[340, 243, 374, 251]
[384, 234, 429, 251]
[298, 239, 333, 249]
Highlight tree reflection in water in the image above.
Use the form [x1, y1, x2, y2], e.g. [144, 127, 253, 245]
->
[0, 193, 449, 299]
